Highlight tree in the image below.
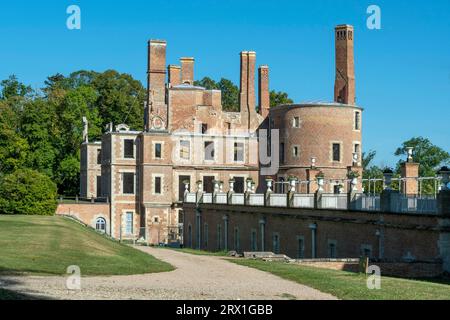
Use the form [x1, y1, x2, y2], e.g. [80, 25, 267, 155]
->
[0, 75, 32, 100]
[270, 90, 293, 107]
[0, 168, 57, 215]
[194, 77, 240, 111]
[55, 156, 80, 196]
[395, 137, 450, 177]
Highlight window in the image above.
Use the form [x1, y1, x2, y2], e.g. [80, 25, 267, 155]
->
[280, 143, 285, 164]
[293, 146, 299, 158]
[122, 173, 135, 194]
[293, 117, 300, 128]
[204, 141, 215, 161]
[178, 175, 190, 201]
[332, 143, 341, 162]
[234, 142, 244, 162]
[155, 143, 162, 159]
[124, 139, 134, 158]
[355, 111, 361, 130]
[272, 233, 280, 254]
[204, 223, 209, 248]
[233, 177, 245, 193]
[154, 176, 162, 194]
[203, 176, 214, 193]
[328, 241, 337, 258]
[95, 217, 106, 233]
[251, 229, 257, 251]
[125, 212, 133, 235]
[97, 149, 102, 164]
[234, 228, 240, 252]
[178, 210, 184, 224]
[201, 123, 208, 134]
[180, 140, 190, 160]
[226, 122, 231, 134]
[154, 216, 159, 223]
[297, 237, 305, 259]
[96, 176, 101, 197]
[354, 143, 360, 154]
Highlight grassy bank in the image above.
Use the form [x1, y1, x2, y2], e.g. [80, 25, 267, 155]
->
[0, 215, 174, 276]
[230, 259, 450, 300]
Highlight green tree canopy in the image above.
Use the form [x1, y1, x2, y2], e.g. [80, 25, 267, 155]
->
[270, 90, 293, 107]
[395, 137, 450, 177]
[0, 168, 57, 215]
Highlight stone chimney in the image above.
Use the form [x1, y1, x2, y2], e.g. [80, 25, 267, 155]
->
[239, 51, 257, 129]
[147, 39, 167, 131]
[334, 25, 355, 105]
[258, 65, 270, 118]
[180, 57, 194, 85]
[168, 65, 181, 87]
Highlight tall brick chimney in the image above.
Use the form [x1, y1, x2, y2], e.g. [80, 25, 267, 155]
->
[180, 57, 194, 85]
[258, 65, 270, 118]
[147, 39, 167, 131]
[168, 65, 181, 87]
[239, 51, 257, 129]
[334, 25, 355, 105]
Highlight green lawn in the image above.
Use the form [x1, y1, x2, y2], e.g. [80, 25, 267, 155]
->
[0, 215, 174, 276]
[229, 259, 450, 300]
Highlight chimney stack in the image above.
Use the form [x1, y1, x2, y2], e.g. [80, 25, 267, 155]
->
[239, 51, 257, 129]
[168, 65, 181, 87]
[334, 25, 355, 105]
[147, 40, 167, 131]
[180, 57, 194, 85]
[258, 65, 270, 118]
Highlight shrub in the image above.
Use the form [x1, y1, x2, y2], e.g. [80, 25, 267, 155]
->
[0, 168, 57, 215]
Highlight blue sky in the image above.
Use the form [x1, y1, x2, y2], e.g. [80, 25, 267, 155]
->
[0, 0, 449, 167]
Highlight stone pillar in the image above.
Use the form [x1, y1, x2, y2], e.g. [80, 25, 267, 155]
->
[400, 162, 419, 195]
[380, 189, 399, 213]
[264, 179, 273, 206]
[306, 168, 319, 194]
[223, 215, 229, 252]
[288, 178, 297, 207]
[196, 180, 203, 204]
[437, 167, 450, 216]
[309, 223, 317, 259]
[347, 166, 363, 192]
[227, 179, 235, 205]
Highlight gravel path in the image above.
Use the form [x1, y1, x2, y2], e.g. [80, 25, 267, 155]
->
[0, 247, 336, 300]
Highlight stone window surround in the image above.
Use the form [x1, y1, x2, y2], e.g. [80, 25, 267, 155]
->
[203, 140, 216, 163]
[91, 214, 108, 233]
[152, 141, 164, 160]
[152, 173, 164, 195]
[175, 172, 195, 201]
[292, 116, 301, 128]
[118, 169, 136, 195]
[353, 141, 361, 160]
[178, 138, 192, 161]
[119, 136, 137, 160]
[232, 140, 246, 164]
[330, 141, 343, 163]
[292, 145, 300, 159]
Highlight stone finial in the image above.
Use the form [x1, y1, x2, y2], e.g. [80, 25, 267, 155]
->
[406, 147, 414, 163]
[438, 166, 450, 191]
[383, 168, 394, 190]
[196, 180, 203, 193]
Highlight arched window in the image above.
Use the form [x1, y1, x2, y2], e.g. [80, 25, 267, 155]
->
[95, 217, 106, 233]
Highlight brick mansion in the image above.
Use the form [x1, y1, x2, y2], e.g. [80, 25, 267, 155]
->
[58, 25, 361, 243]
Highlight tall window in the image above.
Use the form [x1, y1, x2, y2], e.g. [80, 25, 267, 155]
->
[95, 217, 106, 233]
[251, 230, 257, 251]
[293, 117, 300, 128]
[293, 146, 299, 158]
[155, 143, 162, 159]
[97, 149, 102, 164]
[234, 142, 244, 162]
[332, 143, 341, 162]
[297, 237, 305, 259]
[124, 139, 134, 158]
[280, 143, 285, 164]
[272, 233, 280, 254]
[122, 173, 134, 194]
[201, 123, 208, 134]
[203, 176, 214, 193]
[354, 143, 360, 154]
[204, 141, 214, 161]
[354, 111, 361, 130]
[180, 140, 190, 160]
[125, 212, 133, 235]
[154, 176, 162, 194]
[178, 175, 190, 201]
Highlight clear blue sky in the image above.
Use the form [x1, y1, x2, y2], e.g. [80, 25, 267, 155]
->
[1, 0, 449, 167]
